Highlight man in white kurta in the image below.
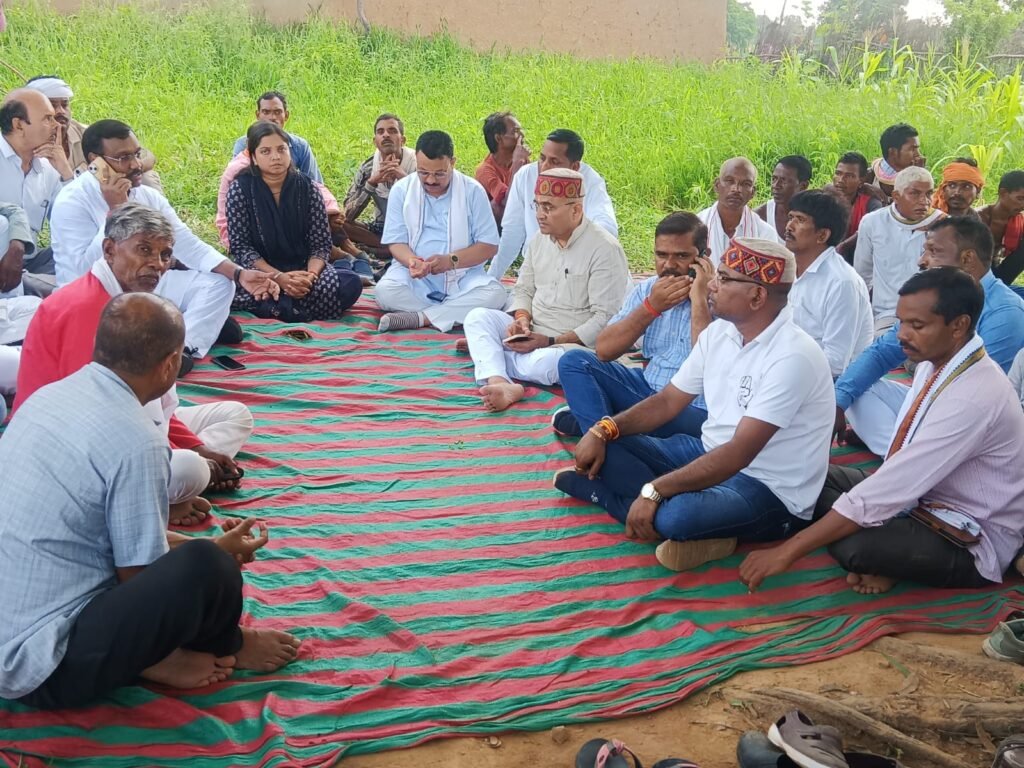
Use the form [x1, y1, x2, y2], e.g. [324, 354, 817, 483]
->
[854, 165, 944, 336]
[489, 128, 618, 278]
[49, 120, 276, 361]
[464, 168, 630, 412]
[376, 130, 506, 333]
[785, 191, 872, 377]
[697, 157, 780, 265]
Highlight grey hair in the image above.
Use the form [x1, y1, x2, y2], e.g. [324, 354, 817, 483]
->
[104, 201, 175, 243]
[893, 165, 934, 194]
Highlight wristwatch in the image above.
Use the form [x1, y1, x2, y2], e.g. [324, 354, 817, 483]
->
[640, 482, 664, 504]
[449, 253, 459, 269]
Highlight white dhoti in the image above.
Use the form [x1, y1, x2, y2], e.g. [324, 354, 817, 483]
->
[166, 401, 254, 503]
[375, 267, 508, 332]
[156, 270, 234, 358]
[464, 307, 565, 386]
[846, 378, 909, 456]
[0, 295, 42, 402]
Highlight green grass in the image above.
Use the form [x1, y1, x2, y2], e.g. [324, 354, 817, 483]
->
[3, 2, 1024, 268]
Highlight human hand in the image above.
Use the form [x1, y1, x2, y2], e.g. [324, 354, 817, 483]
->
[99, 173, 132, 210]
[426, 254, 454, 274]
[573, 431, 607, 480]
[833, 406, 847, 446]
[240, 269, 281, 301]
[195, 445, 242, 490]
[511, 140, 531, 168]
[624, 496, 659, 541]
[408, 257, 432, 279]
[0, 240, 25, 293]
[649, 274, 692, 313]
[738, 545, 795, 592]
[277, 270, 314, 298]
[689, 255, 714, 302]
[33, 125, 73, 179]
[216, 517, 268, 566]
[506, 316, 531, 338]
[504, 332, 550, 353]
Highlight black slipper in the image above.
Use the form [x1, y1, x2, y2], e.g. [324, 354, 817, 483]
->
[575, 738, 643, 768]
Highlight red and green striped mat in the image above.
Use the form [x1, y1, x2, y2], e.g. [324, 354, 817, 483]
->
[2, 294, 1021, 767]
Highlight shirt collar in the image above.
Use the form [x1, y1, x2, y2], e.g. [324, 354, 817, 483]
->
[0, 134, 32, 170]
[799, 246, 836, 276]
[722, 305, 794, 348]
[981, 270, 997, 293]
[549, 217, 590, 249]
[87, 361, 139, 399]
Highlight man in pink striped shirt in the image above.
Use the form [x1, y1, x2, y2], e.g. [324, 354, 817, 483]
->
[741, 267, 1024, 595]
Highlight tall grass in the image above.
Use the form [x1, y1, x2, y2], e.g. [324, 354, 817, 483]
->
[2, 2, 1023, 267]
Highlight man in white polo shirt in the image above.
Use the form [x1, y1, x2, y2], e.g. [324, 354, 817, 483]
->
[554, 238, 835, 572]
[855, 165, 944, 336]
[786, 191, 873, 377]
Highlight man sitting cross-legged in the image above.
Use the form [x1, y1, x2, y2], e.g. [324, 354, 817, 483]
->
[785, 191, 873, 378]
[836, 216, 1024, 456]
[50, 120, 278, 376]
[14, 202, 254, 527]
[0, 293, 300, 710]
[741, 268, 1024, 595]
[375, 130, 507, 333]
[555, 238, 834, 572]
[463, 168, 629, 412]
[554, 211, 714, 440]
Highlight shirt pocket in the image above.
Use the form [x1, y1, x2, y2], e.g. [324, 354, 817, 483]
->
[557, 273, 589, 307]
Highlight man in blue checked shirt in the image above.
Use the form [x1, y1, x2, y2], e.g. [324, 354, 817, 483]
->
[554, 211, 713, 439]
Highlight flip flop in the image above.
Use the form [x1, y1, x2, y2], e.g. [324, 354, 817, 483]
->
[652, 760, 700, 768]
[767, 710, 849, 768]
[575, 738, 643, 768]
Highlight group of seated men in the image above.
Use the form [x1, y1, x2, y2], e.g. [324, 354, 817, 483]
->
[1, 81, 1024, 711]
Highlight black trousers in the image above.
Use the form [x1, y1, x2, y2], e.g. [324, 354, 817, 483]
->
[19, 540, 244, 710]
[817, 465, 994, 589]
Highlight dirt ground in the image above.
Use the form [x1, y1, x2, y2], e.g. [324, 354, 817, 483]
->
[345, 631, 1022, 768]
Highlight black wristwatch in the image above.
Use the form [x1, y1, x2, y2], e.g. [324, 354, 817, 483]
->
[233, 266, 243, 287]
[547, 336, 555, 347]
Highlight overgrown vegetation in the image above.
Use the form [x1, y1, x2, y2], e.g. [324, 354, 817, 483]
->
[2, 2, 1023, 268]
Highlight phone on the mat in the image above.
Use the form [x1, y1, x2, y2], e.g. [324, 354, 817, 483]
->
[211, 355, 246, 371]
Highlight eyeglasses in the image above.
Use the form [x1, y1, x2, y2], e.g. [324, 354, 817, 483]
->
[530, 200, 577, 214]
[713, 271, 763, 286]
[102, 149, 144, 165]
[416, 169, 451, 181]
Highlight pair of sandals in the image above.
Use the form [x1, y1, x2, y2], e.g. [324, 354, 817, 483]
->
[576, 738, 698, 768]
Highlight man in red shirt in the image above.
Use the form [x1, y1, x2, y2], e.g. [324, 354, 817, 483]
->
[475, 112, 531, 226]
[14, 202, 254, 526]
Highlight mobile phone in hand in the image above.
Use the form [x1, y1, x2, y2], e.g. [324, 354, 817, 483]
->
[211, 355, 246, 371]
[503, 334, 532, 344]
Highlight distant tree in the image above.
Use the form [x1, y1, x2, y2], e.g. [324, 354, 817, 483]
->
[942, 0, 1024, 56]
[727, 0, 758, 53]
[817, 0, 910, 48]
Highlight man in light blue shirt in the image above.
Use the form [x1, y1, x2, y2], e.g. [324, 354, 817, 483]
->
[375, 130, 507, 333]
[230, 91, 322, 183]
[0, 294, 299, 709]
[556, 212, 712, 438]
[838, 216, 1024, 455]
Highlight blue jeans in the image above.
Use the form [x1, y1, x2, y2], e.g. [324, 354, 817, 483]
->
[573, 432, 805, 542]
[557, 349, 707, 438]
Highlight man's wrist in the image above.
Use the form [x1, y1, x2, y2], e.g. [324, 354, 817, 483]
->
[547, 336, 556, 347]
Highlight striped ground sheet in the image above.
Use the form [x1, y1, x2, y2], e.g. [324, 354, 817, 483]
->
[2, 292, 1022, 768]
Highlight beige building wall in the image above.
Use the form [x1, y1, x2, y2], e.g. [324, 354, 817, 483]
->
[46, 0, 727, 63]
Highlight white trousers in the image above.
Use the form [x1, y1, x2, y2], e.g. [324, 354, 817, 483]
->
[156, 270, 234, 358]
[0, 296, 42, 345]
[846, 378, 910, 456]
[167, 401, 254, 504]
[375, 272, 508, 332]
[0, 345, 18, 396]
[464, 307, 564, 386]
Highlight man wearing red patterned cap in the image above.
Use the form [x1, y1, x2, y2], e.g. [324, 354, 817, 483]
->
[463, 168, 630, 412]
[554, 237, 834, 573]
[933, 158, 984, 218]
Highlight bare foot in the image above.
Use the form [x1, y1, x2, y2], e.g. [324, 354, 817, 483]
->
[141, 648, 235, 689]
[847, 572, 898, 595]
[170, 496, 212, 526]
[480, 382, 526, 412]
[235, 628, 301, 672]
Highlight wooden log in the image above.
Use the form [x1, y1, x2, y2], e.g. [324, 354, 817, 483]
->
[832, 694, 1024, 738]
[723, 687, 965, 768]
[873, 636, 1024, 687]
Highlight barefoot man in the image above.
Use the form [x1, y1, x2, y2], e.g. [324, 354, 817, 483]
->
[463, 168, 629, 411]
[0, 293, 300, 709]
[741, 268, 1024, 595]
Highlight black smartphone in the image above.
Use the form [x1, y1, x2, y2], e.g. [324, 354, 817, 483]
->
[688, 267, 697, 279]
[211, 355, 246, 371]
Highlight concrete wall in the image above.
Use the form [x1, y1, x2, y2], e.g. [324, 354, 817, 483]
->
[48, 0, 727, 63]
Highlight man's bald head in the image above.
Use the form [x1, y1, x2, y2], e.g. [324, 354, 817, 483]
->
[714, 156, 758, 210]
[0, 88, 58, 149]
[93, 293, 185, 377]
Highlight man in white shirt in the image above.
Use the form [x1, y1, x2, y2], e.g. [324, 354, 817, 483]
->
[854, 165, 944, 336]
[375, 130, 507, 333]
[464, 168, 629, 412]
[697, 157, 780, 264]
[0, 88, 75, 283]
[489, 128, 618, 278]
[50, 119, 277, 372]
[785, 191, 873, 377]
[556, 238, 834, 573]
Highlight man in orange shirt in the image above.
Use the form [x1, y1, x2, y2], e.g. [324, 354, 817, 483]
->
[475, 112, 531, 226]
